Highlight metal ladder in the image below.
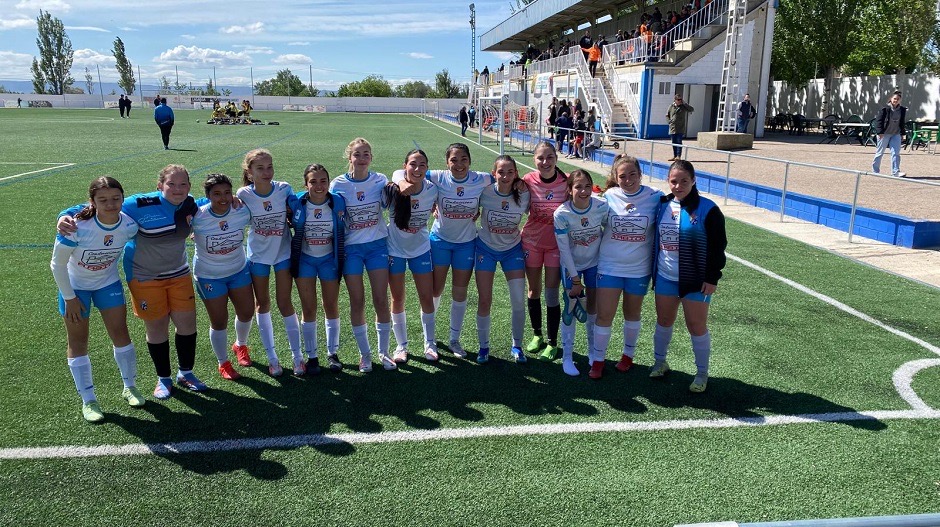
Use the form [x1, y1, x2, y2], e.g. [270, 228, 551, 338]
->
[715, 0, 748, 131]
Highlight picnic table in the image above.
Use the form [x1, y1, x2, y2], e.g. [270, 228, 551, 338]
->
[825, 122, 870, 145]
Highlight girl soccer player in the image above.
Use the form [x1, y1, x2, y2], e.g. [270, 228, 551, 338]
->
[428, 143, 492, 358]
[553, 169, 608, 376]
[236, 149, 303, 377]
[51, 177, 142, 422]
[291, 164, 345, 373]
[521, 141, 568, 361]
[329, 138, 395, 373]
[474, 155, 529, 364]
[590, 154, 664, 380]
[651, 160, 727, 392]
[191, 174, 255, 381]
[388, 149, 439, 362]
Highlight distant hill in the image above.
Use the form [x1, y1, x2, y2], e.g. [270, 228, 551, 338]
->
[0, 80, 333, 97]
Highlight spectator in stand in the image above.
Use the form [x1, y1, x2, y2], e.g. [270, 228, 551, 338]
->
[555, 111, 573, 153]
[616, 29, 626, 42]
[586, 107, 597, 133]
[735, 93, 757, 133]
[584, 41, 602, 77]
[652, 7, 663, 26]
[481, 66, 489, 85]
[579, 31, 592, 61]
[548, 97, 558, 136]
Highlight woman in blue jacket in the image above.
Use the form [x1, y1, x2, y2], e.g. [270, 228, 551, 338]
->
[651, 160, 726, 393]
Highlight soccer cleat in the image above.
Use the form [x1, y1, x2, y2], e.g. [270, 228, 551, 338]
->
[588, 360, 605, 379]
[82, 401, 105, 423]
[525, 335, 545, 354]
[218, 361, 241, 380]
[689, 374, 708, 393]
[896, 172, 907, 178]
[359, 356, 373, 373]
[327, 354, 342, 372]
[562, 359, 580, 377]
[122, 386, 147, 407]
[232, 343, 251, 367]
[649, 360, 671, 378]
[424, 344, 439, 362]
[511, 346, 527, 364]
[292, 358, 307, 376]
[306, 357, 321, 375]
[476, 347, 490, 364]
[268, 361, 284, 378]
[393, 346, 409, 364]
[176, 372, 208, 391]
[380, 354, 397, 371]
[539, 344, 560, 362]
[615, 355, 634, 373]
[153, 377, 173, 400]
[449, 340, 467, 358]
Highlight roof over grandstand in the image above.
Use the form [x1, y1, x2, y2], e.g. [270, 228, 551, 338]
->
[481, 0, 630, 52]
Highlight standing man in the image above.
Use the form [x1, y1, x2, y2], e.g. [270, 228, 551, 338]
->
[118, 95, 127, 118]
[735, 93, 757, 133]
[872, 90, 907, 178]
[666, 93, 694, 161]
[459, 106, 469, 136]
[154, 97, 174, 150]
[579, 31, 592, 61]
[468, 105, 476, 128]
[125, 96, 132, 118]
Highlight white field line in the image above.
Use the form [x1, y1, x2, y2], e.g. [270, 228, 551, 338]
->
[0, 163, 74, 182]
[2, 408, 939, 460]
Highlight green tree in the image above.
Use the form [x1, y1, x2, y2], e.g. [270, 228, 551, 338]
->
[394, 80, 432, 98]
[159, 76, 172, 92]
[204, 79, 220, 96]
[254, 68, 317, 96]
[845, 0, 938, 74]
[430, 69, 464, 98]
[32, 10, 74, 95]
[112, 37, 136, 95]
[337, 75, 392, 97]
[84, 66, 94, 94]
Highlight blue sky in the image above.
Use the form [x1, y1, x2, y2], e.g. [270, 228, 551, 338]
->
[0, 0, 519, 92]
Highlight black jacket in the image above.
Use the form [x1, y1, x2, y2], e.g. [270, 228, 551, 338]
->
[875, 104, 907, 135]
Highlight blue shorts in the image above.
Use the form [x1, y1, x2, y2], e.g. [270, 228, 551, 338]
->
[195, 264, 252, 300]
[430, 237, 475, 271]
[595, 273, 651, 296]
[298, 253, 339, 281]
[58, 280, 125, 318]
[389, 250, 433, 275]
[475, 239, 525, 273]
[249, 258, 291, 277]
[344, 238, 389, 275]
[655, 274, 711, 303]
[563, 265, 598, 290]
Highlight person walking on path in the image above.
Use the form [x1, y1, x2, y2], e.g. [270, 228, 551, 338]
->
[735, 93, 756, 133]
[154, 98, 174, 150]
[666, 94, 694, 161]
[872, 90, 907, 178]
[459, 106, 469, 136]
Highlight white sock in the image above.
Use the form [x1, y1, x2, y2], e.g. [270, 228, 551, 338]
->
[234, 317, 252, 346]
[622, 319, 641, 359]
[256, 311, 277, 362]
[112, 343, 137, 388]
[352, 324, 371, 358]
[283, 313, 302, 361]
[433, 295, 441, 313]
[449, 300, 467, 343]
[586, 313, 597, 358]
[653, 323, 674, 362]
[421, 311, 436, 346]
[209, 328, 229, 364]
[325, 318, 340, 355]
[68, 355, 95, 404]
[561, 320, 575, 361]
[391, 311, 408, 347]
[477, 314, 491, 349]
[691, 331, 711, 376]
[508, 278, 526, 348]
[593, 325, 612, 365]
[302, 321, 318, 358]
[376, 321, 391, 356]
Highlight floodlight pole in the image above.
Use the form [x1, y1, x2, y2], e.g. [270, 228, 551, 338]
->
[470, 3, 476, 83]
[96, 64, 104, 108]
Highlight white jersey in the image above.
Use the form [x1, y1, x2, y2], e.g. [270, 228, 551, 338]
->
[388, 171, 437, 258]
[329, 171, 388, 246]
[598, 185, 663, 278]
[554, 197, 608, 278]
[236, 181, 294, 265]
[428, 169, 491, 244]
[301, 198, 335, 259]
[657, 199, 681, 281]
[191, 203, 250, 279]
[477, 183, 529, 252]
[52, 212, 138, 295]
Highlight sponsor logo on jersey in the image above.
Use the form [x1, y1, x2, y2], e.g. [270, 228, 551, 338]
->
[219, 220, 229, 231]
[314, 208, 323, 219]
[263, 200, 273, 211]
[611, 215, 649, 242]
[456, 186, 465, 197]
[103, 235, 114, 246]
[357, 191, 365, 201]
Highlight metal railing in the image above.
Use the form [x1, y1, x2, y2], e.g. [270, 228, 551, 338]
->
[601, 47, 641, 130]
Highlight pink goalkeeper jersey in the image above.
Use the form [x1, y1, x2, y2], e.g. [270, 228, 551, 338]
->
[521, 170, 568, 251]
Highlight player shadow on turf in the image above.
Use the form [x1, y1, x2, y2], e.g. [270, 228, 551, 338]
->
[165, 148, 198, 152]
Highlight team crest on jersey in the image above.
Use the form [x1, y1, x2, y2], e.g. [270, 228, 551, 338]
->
[501, 200, 509, 211]
[263, 200, 273, 211]
[672, 212, 680, 220]
[411, 199, 419, 210]
[357, 191, 365, 201]
[314, 208, 323, 219]
[546, 191, 554, 201]
[688, 212, 698, 224]
[204, 283, 213, 292]
[581, 217, 590, 226]
[103, 235, 114, 246]
[626, 203, 637, 214]
[456, 186, 465, 197]
[219, 220, 229, 231]
[140, 300, 148, 311]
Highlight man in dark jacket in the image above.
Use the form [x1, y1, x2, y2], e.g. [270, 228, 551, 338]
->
[872, 90, 907, 177]
[154, 98, 175, 150]
[666, 93, 694, 160]
[735, 93, 756, 133]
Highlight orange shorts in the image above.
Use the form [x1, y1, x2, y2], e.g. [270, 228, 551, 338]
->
[128, 275, 196, 321]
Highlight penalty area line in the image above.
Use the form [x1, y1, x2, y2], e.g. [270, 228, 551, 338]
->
[0, 163, 74, 182]
[2, 408, 938, 460]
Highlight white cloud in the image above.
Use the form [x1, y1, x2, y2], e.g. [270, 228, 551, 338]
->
[15, 0, 70, 12]
[72, 48, 115, 66]
[156, 45, 252, 68]
[0, 17, 35, 30]
[180, 34, 195, 40]
[406, 52, 433, 59]
[219, 22, 264, 35]
[287, 42, 309, 46]
[0, 50, 34, 80]
[232, 45, 274, 55]
[118, 26, 138, 32]
[272, 54, 312, 65]
[65, 26, 109, 32]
